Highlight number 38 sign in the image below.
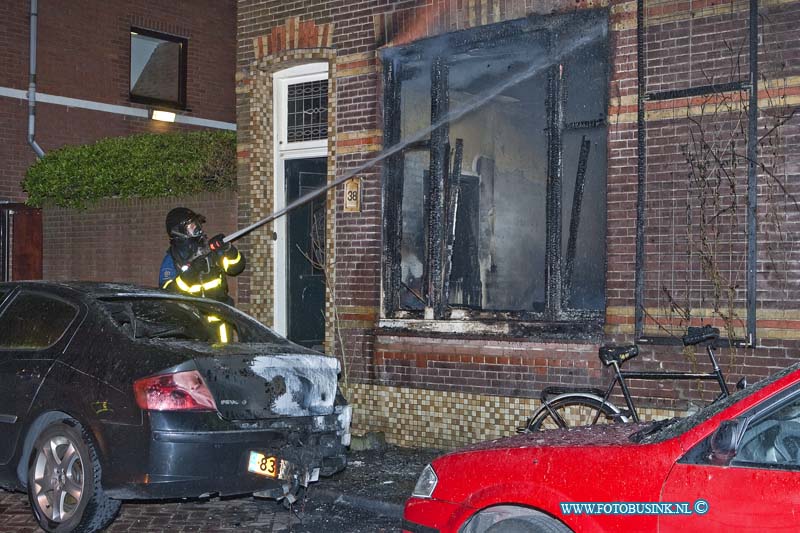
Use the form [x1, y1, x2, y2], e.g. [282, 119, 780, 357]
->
[344, 178, 361, 213]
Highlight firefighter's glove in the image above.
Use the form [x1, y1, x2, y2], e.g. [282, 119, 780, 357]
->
[208, 234, 230, 253]
[181, 256, 210, 283]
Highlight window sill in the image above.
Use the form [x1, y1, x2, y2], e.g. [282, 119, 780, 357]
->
[130, 95, 187, 111]
[377, 314, 604, 343]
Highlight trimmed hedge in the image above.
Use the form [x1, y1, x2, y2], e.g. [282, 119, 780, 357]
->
[23, 131, 236, 208]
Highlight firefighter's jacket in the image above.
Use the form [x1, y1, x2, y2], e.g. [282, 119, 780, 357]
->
[158, 245, 245, 303]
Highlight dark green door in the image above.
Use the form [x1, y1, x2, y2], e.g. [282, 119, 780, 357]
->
[286, 158, 326, 350]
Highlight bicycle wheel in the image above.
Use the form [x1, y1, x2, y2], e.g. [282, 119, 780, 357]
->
[527, 395, 619, 431]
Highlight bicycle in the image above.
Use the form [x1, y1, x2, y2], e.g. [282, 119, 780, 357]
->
[518, 325, 733, 432]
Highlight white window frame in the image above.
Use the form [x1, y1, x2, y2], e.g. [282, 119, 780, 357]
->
[272, 63, 329, 336]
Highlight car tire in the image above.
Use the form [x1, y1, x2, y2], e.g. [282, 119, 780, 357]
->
[484, 515, 572, 533]
[27, 420, 121, 533]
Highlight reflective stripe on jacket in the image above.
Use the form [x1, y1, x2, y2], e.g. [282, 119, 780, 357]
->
[159, 246, 245, 303]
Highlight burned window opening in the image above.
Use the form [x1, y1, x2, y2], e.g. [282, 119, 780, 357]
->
[382, 12, 609, 328]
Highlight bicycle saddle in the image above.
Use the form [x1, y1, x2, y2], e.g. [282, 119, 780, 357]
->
[599, 344, 639, 366]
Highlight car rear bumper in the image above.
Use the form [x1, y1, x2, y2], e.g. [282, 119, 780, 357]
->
[102, 426, 347, 500]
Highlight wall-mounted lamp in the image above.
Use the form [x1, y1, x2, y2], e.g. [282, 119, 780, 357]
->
[150, 109, 176, 122]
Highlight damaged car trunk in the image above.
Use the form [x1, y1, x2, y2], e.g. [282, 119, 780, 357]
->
[97, 292, 351, 494]
[0, 282, 350, 533]
[153, 345, 341, 421]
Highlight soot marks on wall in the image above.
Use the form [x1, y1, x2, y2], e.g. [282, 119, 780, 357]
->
[381, 10, 609, 332]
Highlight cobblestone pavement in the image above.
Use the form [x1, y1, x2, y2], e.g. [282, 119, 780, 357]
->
[0, 489, 398, 532]
[0, 446, 444, 532]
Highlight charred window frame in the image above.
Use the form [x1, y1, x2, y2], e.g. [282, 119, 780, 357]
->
[381, 12, 609, 333]
[130, 28, 188, 109]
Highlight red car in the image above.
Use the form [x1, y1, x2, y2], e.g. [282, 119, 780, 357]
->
[403, 363, 800, 533]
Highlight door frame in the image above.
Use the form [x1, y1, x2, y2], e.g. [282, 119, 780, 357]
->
[272, 63, 329, 336]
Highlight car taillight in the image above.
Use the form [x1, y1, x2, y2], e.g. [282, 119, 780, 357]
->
[133, 370, 218, 412]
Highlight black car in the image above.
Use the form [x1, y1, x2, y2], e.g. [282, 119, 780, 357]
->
[0, 281, 351, 532]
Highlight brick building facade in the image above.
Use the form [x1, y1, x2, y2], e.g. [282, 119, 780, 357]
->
[236, 0, 800, 450]
[0, 0, 236, 285]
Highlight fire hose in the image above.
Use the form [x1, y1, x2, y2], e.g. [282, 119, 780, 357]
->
[189, 165, 363, 262]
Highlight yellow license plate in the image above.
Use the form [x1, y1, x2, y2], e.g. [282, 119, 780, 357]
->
[247, 451, 278, 478]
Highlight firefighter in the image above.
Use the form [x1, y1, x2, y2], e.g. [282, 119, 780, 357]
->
[159, 207, 245, 305]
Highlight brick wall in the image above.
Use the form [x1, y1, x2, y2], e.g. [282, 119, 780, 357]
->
[0, 0, 236, 281]
[43, 191, 239, 297]
[7, 0, 235, 121]
[0, 0, 236, 194]
[607, 0, 800, 340]
[238, 0, 800, 448]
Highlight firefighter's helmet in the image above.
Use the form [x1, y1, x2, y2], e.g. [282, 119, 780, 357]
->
[165, 207, 206, 240]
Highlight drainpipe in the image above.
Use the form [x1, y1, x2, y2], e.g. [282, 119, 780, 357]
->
[27, 0, 44, 158]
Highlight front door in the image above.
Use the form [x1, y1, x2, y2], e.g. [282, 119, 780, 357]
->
[285, 158, 326, 350]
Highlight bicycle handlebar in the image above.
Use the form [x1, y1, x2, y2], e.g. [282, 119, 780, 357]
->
[682, 325, 720, 346]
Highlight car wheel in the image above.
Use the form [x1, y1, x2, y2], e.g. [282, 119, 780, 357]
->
[27, 421, 121, 533]
[463, 507, 573, 533]
[484, 515, 572, 533]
